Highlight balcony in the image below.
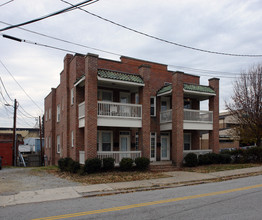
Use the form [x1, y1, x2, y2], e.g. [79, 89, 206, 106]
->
[160, 109, 213, 131]
[78, 101, 142, 128]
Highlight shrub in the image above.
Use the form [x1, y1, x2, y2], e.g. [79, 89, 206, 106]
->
[218, 154, 232, 164]
[230, 149, 245, 163]
[119, 158, 133, 171]
[198, 154, 212, 165]
[135, 157, 150, 171]
[58, 158, 66, 172]
[64, 157, 74, 172]
[84, 158, 102, 173]
[207, 153, 220, 164]
[184, 153, 198, 167]
[69, 161, 81, 173]
[103, 157, 115, 171]
[246, 147, 262, 163]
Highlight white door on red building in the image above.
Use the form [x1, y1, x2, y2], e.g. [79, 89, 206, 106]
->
[119, 131, 130, 160]
[161, 133, 170, 160]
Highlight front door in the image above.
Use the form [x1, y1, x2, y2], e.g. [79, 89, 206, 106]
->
[119, 132, 130, 160]
[161, 133, 170, 160]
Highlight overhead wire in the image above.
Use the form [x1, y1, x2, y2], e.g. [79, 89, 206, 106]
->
[0, 0, 98, 32]
[0, 0, 14, 7]
[0, 75, 13, 101]
[1, 33, 246, 79]
[0, 58, 43, 112]
[61, 0, 262, 58]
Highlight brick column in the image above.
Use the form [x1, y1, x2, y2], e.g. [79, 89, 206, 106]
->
[138, 64, 151, 159]
[84, 53, 98, 159]
[209, 78, 220, 153]
[172, 71, 184, 167]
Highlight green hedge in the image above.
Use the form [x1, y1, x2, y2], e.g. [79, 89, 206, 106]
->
[103, 157, 115, 171]
[84, 158, 102, 173]
[119, 158, 133, 171]
[135, 157, 150, 171]
[184, 153, 198, 167]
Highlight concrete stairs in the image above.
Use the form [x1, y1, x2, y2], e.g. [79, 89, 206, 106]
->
[150, 161, 178, 172]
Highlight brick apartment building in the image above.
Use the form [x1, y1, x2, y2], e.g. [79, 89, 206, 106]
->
[44, 53, 219, 167]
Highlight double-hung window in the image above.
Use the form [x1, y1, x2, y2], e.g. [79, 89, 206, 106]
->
[57, 135, 60, 153]
[57, 105, 60, 122]
[150, 96, 156, 116]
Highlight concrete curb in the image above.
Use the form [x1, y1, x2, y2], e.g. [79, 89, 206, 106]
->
[1, 167, 262, 207]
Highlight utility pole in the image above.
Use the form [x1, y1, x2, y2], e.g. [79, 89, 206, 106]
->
[12, 99, 17, 166]
[39, 116, 43, 166]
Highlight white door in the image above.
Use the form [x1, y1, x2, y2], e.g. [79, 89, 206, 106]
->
[161, 134, 170, 160]
[120, 132, 130, 160]
[150, 133, 157, 161]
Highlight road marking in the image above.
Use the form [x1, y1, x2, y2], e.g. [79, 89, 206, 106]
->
[32, 183, 262, 220]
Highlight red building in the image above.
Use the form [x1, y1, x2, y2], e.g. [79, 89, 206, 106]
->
[44, 53, 219, 167]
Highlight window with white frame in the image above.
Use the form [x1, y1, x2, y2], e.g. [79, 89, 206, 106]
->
[57, 135, 60, 153]
[150, 132, 156, 160]
[150, 96, 156, 116]
[71, 88, 74, 105]
[97, 131, 113, 151]
[57, 104, 60, 122]
[49, 136, 51, 148]
[71, 131, 74, 147]
[49, 108, 51, 120]
[97, 90, 113, 102]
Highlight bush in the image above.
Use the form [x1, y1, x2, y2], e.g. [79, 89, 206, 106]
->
[58, 158, 66, 172]
[135, 157, 150, 171]
[58, 157, 74, 172]
[198, 154, 212, 165]
[69, 161, 81, 173]
[184, 153, 198, 167]
[207, 153, 220, 164]
[103, 157, 115, 171]
[246, 147, 262, 163]
[230, 149, 245, 163]
[218, 154, 232, 164]
[119, 158, 133, 171]
[84, 158, 102, 173]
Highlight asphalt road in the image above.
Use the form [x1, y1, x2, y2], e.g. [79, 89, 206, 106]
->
[1, 175, 262, 220]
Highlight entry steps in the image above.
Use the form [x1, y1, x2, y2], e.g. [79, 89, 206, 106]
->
[150, 161, 178, 172]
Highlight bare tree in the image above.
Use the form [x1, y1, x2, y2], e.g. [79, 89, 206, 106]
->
[226, 64, 262, 147]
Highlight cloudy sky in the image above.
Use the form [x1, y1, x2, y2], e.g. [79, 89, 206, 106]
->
[0, 0, 262, 128]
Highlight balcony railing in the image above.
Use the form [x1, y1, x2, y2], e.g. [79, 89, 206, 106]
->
[160, 109, 213, 123]
[97, 151, 141, 165]
[98, 101, 142, 118]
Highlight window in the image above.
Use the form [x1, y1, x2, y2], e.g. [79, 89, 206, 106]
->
[135, 132, 139, 150]
[98, 90, 113, 102]
[57, 135, 60, 153]
[135, 93, 139, 104]
[45, 111, 48, 121]
[45, 137, 48, 148]
[150, 96, 156, 116]
[49, 136, 51, 149]
[57, 105, 60, 122]
[150, 132, 156, 160]
[49, 108, 51, 120]
[184, 133, 191, 150]
[71, 88, 74, 105]
[71, 131, 74, 147]
[120, 92, 130, 103]
[97, 131, 112, 151]
[184, 99, 192, 109]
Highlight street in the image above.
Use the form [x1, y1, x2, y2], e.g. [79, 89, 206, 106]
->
[1, 175, 262, 220]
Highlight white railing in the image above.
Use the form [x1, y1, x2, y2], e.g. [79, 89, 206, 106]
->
[160, 109, 213, 123]
[184, 109, 213, 123]
[78, 101, 85, 119]
[160, 109, 172, 123]
[97, 151, 141, 165]
[98, 101, 142, 118]
[183, 149, 212, 158]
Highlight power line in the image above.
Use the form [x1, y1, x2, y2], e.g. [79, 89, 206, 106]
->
[0, 75, 13, 101]
[0, 0, 14, 7]
[0, 21, 247, 77]
[61, 0, 262, 58]
[0, 58, 43, 112]
[1, 33, 245, 79]
[0, 0, 97, 32]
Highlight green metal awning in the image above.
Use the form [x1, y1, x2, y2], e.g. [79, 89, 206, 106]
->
[97, 69, 144, 85]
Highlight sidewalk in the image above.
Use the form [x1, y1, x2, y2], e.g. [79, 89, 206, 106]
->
[1, 166, 262, 207]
